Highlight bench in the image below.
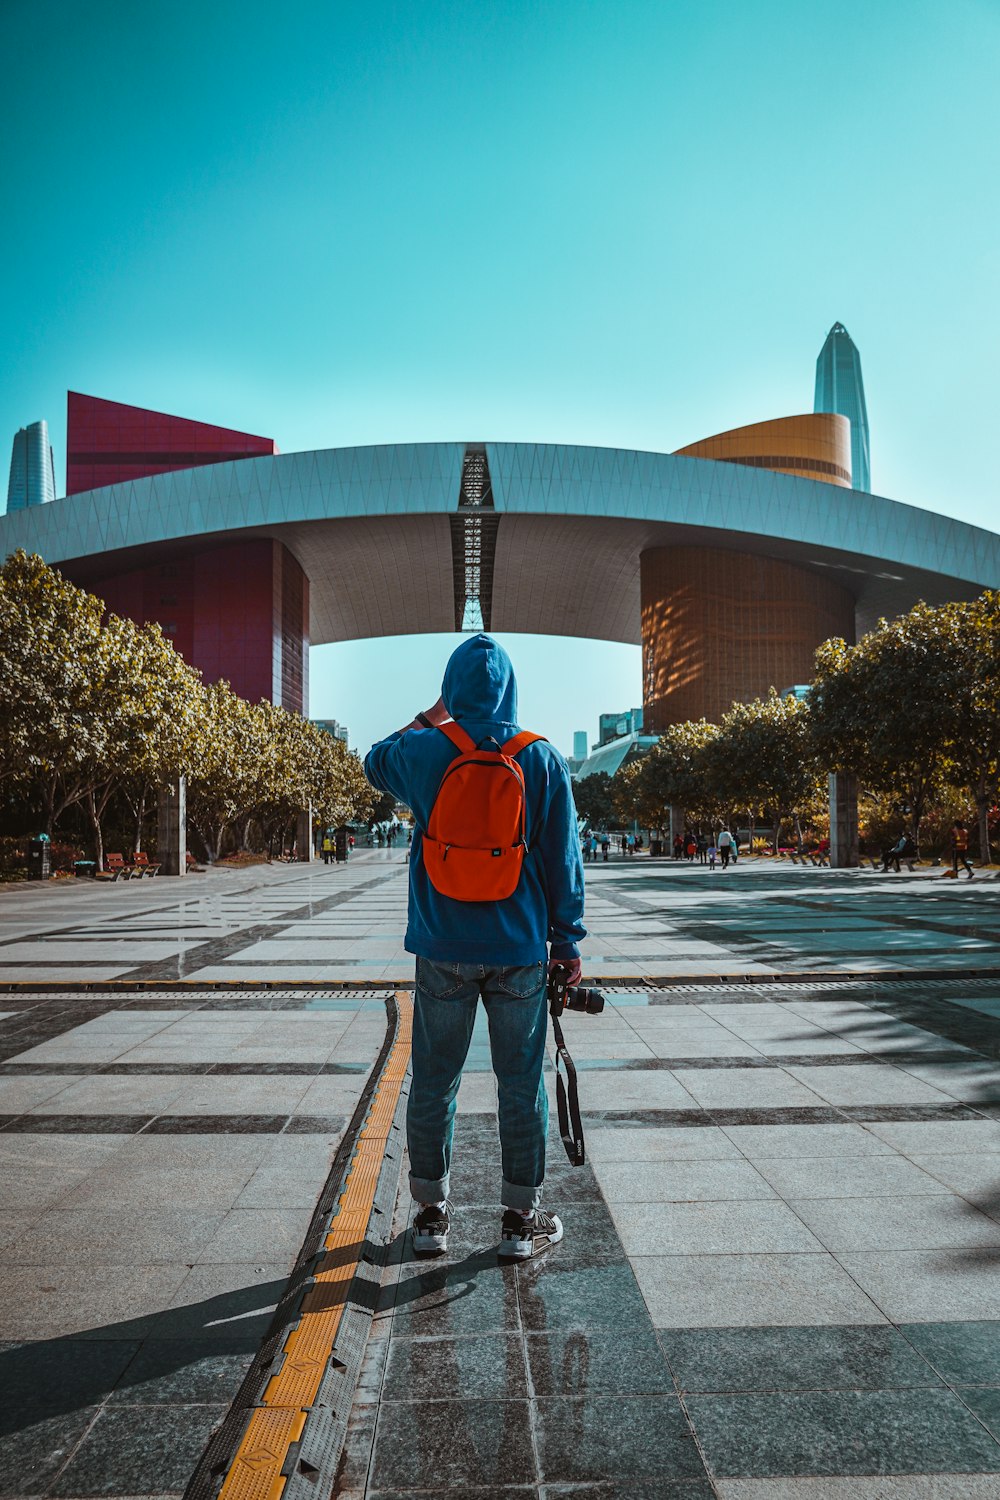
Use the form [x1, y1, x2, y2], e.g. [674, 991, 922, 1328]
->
[131, 851, 160, 877]
[95, 852, 133, 881]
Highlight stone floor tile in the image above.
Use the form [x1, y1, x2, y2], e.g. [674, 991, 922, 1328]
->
[789, 1194, 1000, 1252]
[517, 1260, 651, 1333]
[906, 1155, 1000, 1211]
[369, 1398, 537, 1489]
[7, 1205, 228, 1265]
[834, 1249, 1000, 1322]
[585, 1125, 743, 1161]
[714, 1479, 1000, 1499]
[642, 1252, 886, 1327]
[106, 1337, 258, 1403]
[533, 1394, 705, 1483]
[525, 1324, 674, 1397]
[685, 1388, 1000, 1477]
[659, 1324, 942, 1393]
[195, 1206, 315, 1262]
[867, 1122, 1000, 1154]
[0, 1405, 101, 1498]
[596, 1159, 777, 1204]
[752, 1155, 953, 1200]
[611, 1199, 824, 1256]
[0, 1264, 193, 1340]
[785, 1065, 954, 1107]
[672, 1069, 825, 1109]
[958, 1388, 1000, 1440]
[900, 1321, 1000, 1385]
[722, 1124, 896, 1158]
[49, 1402, 230, 1496]
[380, 1332, 528, 1401]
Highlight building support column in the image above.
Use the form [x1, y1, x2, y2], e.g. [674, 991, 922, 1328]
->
[669, 805, 686, 849]
[829, 773, 859, 868]
[296, 803, 314, 862]
[157, 777, 187, 876]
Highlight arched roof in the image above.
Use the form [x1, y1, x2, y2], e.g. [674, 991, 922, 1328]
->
[1, 441, 997, 642]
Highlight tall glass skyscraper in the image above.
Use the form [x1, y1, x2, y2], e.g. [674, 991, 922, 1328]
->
[814, 323, 870, 492]
[6, 420, 57, 511]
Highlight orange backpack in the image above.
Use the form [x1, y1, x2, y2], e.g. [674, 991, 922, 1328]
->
[422, 721, 544, 901]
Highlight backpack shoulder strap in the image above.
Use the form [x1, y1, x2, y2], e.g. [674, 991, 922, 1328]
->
[502, 730, 546, 757]
[435, 720, 476, 754]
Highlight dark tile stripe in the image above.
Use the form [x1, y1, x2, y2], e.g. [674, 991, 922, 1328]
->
[0, 1112, 347, 1134]
[582, 1102, 986, 1128]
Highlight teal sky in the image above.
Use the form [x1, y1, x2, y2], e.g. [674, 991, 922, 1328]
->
[3, 0, 998, 755]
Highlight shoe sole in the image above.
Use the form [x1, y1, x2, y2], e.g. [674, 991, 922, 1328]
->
[497, 1221, 564, 1262]
[412, 1233, 448, 1257]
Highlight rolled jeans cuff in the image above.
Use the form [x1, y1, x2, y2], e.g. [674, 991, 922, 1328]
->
[502, 1176, 543, 1213]
[409, 1171, 449, 1204]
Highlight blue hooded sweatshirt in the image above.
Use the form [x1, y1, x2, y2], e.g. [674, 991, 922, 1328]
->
[364, 634, 586, 966]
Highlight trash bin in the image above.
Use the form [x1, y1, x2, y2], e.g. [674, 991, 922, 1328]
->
[74, 860, 96, 878]
[28, 835, 51, 881]
[650, 839, 663, 857]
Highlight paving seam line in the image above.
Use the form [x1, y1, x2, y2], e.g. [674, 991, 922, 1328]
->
[4, 967, 1000, 995]
[183, 988, 413, 1500]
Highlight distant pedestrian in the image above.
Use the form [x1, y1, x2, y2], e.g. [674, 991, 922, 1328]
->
[601, 834, 610, 862]
[322, 833, 333, 865]
[718, 828, 733, 868]
[731, 833, 739, 864]
[685, 835, 696, 862]
[626, 833, 635, 857]
[673, 834, 683, 860]
[708, 839, 717, 870]
[951, 821, 974, 879]
[697, 833, 707, 864]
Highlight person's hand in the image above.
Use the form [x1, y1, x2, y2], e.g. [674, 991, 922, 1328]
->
[398, 696, 450, 734]
[549, 956, 582, 986]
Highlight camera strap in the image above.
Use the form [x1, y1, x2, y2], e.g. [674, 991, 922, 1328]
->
[550, 1006, 586, 1166]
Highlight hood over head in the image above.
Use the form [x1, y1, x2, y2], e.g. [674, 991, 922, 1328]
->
[441, 634, 518, 725]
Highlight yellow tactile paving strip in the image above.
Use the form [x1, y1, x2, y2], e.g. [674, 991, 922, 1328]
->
[217, 990, 412, 1500]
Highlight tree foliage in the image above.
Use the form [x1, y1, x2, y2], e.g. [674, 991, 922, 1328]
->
[0, 551, 373, 866]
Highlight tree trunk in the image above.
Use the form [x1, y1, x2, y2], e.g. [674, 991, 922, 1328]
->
[133, 785, 146, 857]
[793, 812, 804, 853]
[976, 782, 992, 866]
[85, 788, 105, 872]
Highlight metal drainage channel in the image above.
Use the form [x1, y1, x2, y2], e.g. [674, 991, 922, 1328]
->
[182, 986, 413, 1500]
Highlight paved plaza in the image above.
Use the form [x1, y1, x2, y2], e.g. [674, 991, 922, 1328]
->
[2, 852, 1000, 1496]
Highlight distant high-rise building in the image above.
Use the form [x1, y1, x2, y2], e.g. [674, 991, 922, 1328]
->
[312, 718, 349, 746]
[573, 731, 588, 762]
[7, 420, 56, 511]
[598, 708, 644, 746]
[814, 322, 870, 492]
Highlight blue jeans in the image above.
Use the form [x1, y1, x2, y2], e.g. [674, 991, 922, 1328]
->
[408, 957, 548, 1212]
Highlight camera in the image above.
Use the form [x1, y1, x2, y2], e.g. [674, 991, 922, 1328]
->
[548, 963, 605, 1016]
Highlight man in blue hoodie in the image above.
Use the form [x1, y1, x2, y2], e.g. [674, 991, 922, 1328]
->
[364, 634, 586, 1261]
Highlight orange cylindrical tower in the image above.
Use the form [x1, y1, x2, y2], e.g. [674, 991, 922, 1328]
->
[641, 546, 856, 730]
[674, 413, 852, 487]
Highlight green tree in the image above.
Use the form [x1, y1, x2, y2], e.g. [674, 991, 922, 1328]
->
[810, 605, 964, 849]
[572, 771, 617, 830]
[707, 692, 822, 851]
[936, 591, 1000, 864]
[625, 720, 720, 830]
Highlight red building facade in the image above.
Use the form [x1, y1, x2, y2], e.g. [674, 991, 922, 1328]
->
[66, 392, 278, 495]
[63, 396, 307, 713]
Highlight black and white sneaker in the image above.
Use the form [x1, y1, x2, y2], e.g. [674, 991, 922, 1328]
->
[412, 1202, 449, 1257]
[498, 1208, 563, 1261]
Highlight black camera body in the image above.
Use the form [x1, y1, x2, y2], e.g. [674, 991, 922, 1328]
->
[548, 964, 605, 1016]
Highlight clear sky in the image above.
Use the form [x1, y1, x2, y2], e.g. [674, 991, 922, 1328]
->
[3, 0, 998, 755]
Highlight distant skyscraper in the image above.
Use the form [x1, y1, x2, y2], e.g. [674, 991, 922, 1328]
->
[814, 323, 870, 492]
[7, 420, 56, 512]
[573, 731, 588, 762]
